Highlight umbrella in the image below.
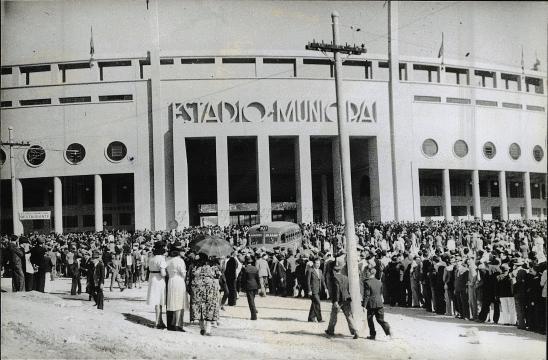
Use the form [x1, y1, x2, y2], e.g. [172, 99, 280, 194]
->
[191, 235, 232, 258]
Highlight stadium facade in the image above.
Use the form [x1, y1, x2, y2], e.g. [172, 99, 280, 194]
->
[0, 1, 546, 234]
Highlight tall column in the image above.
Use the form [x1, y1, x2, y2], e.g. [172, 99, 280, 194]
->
[295, 135, 313, 223]
[332, 138, 344, 223]
[173, 136, 190, 228]
[442, 169, 452, 220]
[216, 136, 230, 227]
[321, 175, 328, 223]
[13, 179, 23, 235]
[368, 138, 381, 221]
[523, 172, 532, 220]
[54, 177, 63, 234]
[499, 171, 508, 220]
[472, 170, 481, 219]
[256, 135, 272, 224]
[94, 175, 103, 232]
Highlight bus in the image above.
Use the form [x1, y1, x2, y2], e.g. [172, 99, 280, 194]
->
[248, 221, 302, 251]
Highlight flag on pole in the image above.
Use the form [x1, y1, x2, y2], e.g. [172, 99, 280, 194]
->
[521, 45, 524, 74]
[533, 51, 540, 71]
[437, 32, 444, 68]
[89, 26, 95, 66]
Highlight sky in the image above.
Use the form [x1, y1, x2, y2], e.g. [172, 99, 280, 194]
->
[1, 0, 546, 71]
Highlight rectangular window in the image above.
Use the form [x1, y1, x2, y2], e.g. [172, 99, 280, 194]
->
[450, 179, 467, 196]
[342, 60, 371, 79]
[32, 220, 44, 229]
[220, 58, 256, 78]
[181, 58, 215, 64]
[531, 184, 541, 199]
[451, 206, 468, 216]
[502, 102, 522, 109]
[509, 182, 524, 198]
[63, 215, 79, 228]
[62, 185, 78, 206]
[0, 101, 12, 107]
[103, 213, 113, 226]
[413, 64, 439, 83]
[59, 96, 92, 104]
[82, 215, 94, 227]
[1, 67, 12, 75]
[179, 58, 216, 78]
[500, 73, 520, 91]
[160, 58, 174, 65]
[20, 98, 51, 106]
[445, 67, 469, 85]
[490, 181, 499, 197]
[476, 100, 497, 107]
[302, 58, 333, 78]
[376, 62, 406, 81]
[474, 70, 496, 88]
[119, 213, 132, 225]
[526, 105, 545, 112]
[414, 95, 441, 103]
[421, 206, 442, 217]
[263, 58, 296, 78]
[419, 179, 442, 197]
[447, 97, 471, 105]
[59, 62, 92, 83]
[20, 65, 51, 85]
[479, 181, 489, 197]
[98, 94, 133, 102]
[525, 76, 544, 94]
[98, 60, 132, 81]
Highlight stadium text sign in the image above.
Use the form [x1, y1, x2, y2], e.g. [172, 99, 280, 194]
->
[19, 211, 51, 220]
[172, 99, 376, 124]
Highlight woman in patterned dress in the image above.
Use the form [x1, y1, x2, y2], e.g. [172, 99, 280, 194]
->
[147, 241, 167, 329]
[190, 253, 222, 335]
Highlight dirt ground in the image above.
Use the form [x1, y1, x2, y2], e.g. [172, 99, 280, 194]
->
[1, 277, 546, 360]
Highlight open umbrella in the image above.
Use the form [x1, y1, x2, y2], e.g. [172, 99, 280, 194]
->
[191, 235, 232, 258]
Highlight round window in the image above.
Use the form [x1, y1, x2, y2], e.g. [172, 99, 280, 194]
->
[453, 140, 468, 158]
[65, 143, 86, 164]
[106, 141, 127, 162]
[25, 145, 46, 167]
[533, 145, 544, 162]
[422, 139, 438, 157]
[483, 142, 496, 159]
[508, 143, 521, 160]
[0, 148, 6, 167]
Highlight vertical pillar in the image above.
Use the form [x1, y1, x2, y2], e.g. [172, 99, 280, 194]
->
[256, 135, 272, 224]
[255, 57, 263, 77]
[321, 174, 328, 223]
[295, 58, 304, 78]
[523, 171, 532, 219]
[50, 64, 61, 84]
[216, 136, 230, 227]
[332, 138, 344, 223]
[295, 135, 313, 223]
[94, 175, 103, 232]
[13, 179, 23, 235]
[499, 171, 508, 220]
[368, 138, 381, 221]
[173, 136, 190, 229]
[472, 170, 481, 219]
[54, 176, 63, 234]
[442, 169, 452, 220]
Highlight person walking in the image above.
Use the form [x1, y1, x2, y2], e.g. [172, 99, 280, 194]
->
[166, 241, 188, 332]
[362, 268, 391, 340]
[190, 253, 222, 335]
[325, 264, 360, 339]
[147, 241, 168, 329]
[307, 258, 326, 322]
[224, 252, 239, 306]
[240, 255, 261, 320]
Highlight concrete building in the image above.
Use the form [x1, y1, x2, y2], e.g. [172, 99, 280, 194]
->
[1, 1, 546, 234]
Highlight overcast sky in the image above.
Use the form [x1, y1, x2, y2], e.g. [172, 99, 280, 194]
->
[1, 1, 546, 71]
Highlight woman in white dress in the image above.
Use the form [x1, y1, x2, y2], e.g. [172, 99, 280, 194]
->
[166, 241, 188, 332]
[147, 241, 167, 329]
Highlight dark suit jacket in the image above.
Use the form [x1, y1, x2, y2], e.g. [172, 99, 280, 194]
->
[363, 277, 384, 309]
[30, 245, 47, 272]
[332, 273, 351, 304]
[93, 260, 105, 287]
[307, 268, 326, 295]
[240, 264, 260, 291]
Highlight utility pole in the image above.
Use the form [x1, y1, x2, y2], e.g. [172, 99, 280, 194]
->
[2, 127, 30, 235]
[306, 11, 366, 329]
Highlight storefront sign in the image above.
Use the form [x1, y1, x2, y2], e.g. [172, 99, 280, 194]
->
[19, 211, 51, 220]
[172, 99, 376, 124]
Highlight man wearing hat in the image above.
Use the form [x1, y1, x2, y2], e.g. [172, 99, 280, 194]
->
[325, 263, 360, 339]
[8, 236, 25, 292]
[91, 249, 105, 310]
[239, 255, 261, 320]
[512, 258, 528, 329]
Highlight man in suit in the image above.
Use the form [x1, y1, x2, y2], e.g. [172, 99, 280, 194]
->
[30, 236, 48, 292]
[325, 264, 359, 339]
[8, 236, 25, 292]
[255, 253, 271, 297]
[307, 258, 327, 322]
[91, 250, 105, 310]
[362, 268, 391, 340]
[240, 255, 261, 320]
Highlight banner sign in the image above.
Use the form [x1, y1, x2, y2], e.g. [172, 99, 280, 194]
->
[172, 99, 376, 124]
[19, 211, 51, 220]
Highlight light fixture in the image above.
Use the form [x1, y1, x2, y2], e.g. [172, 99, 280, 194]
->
[514, 182, 519, 187]
[122, 185, 128, 190]
[534, 183, 539, 188]
[493, 181, 498, 186]
[48, 189, 53, 193]
[85, 187, 90, 192]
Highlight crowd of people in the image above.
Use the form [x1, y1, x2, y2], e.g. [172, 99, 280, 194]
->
[1, 219, 546, 338]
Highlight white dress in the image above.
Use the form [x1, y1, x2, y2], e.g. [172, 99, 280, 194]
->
[166, 257, 189, 311]
[147, 255, 167, 306]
